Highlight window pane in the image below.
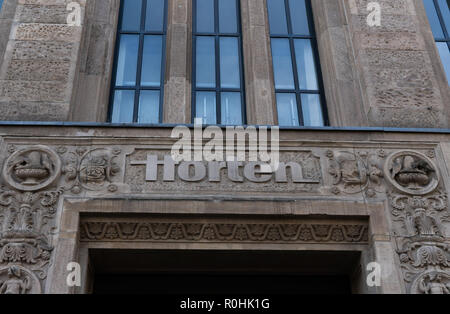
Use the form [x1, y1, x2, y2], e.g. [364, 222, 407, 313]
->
[277, 93, 299, 126]
[220, 37, 241, 88]
[141, 36, 163, 87]
[139, 90, 160, 123]
[424, 0, 445, 38]
[197, 0, 215, 32]
[437, 0, 450, 33]
[271, 39, 295, 90]
[146, 0, 165, 31]
[437, 42, 450, 85]
[115, 35, 139, 86]
[112, 90, 135, 123]
[219, 0, 237, 33]
[294, 39, 318, 90]
[121, 0, 142, 31]
[196, 92, 217, 124]
[289, 0, 311, 35]
[301, 94, 324, 127]
[196, 37, 216, 88]
[267, 0, 288, 34]
[0, 0, 3, 10]
[221, 92, 243, 125]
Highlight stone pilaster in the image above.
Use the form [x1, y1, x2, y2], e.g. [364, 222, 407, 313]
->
[347, 0, 450, 128]
[241, 0, 277, 125]
[0, 0, 87, 121]
[163, 0, 191, 124]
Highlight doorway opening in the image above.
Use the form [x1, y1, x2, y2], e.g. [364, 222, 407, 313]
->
[89, 249, 361, 294]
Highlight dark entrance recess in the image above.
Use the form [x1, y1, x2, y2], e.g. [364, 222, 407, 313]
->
[91, 250, 360, 295]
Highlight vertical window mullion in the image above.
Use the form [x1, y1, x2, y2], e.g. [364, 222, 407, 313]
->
[215, 0, 221, 124]
[133, 0, 147, 122]
[434, 0, 450, 40]
[158, 0, 168, 123]
[285, 0, 303, 126]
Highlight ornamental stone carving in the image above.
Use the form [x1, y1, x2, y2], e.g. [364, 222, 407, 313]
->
[60, 147, 121, 194]
[386, 150, 449, 294]
[2, 146, 61, 192]
[0, 265, 41, 294]
[80, 220, 368, 244]
[384, 151, 439, 195]
[411, 270, 450, 294]
[0, 145, 63, 294]
[327, 150, 384, 197]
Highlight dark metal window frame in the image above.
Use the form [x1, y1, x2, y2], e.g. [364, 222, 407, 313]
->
[108, 0, 168, 123]
[430, 0, 450, 50]
[269, 0, 329, 126]
[192, 0, 247, 125]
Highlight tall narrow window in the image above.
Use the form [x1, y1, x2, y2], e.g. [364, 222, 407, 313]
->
[0, 0, 3, 11]
[109, 0, 167, 123]
[267, 0, 326, 127]
[193, 0, 246, 125]
[424, 0, 450, 84]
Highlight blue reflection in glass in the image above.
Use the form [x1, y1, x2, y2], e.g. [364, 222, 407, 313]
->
[196, 92, 217, 124]
[424, 0, 445, 38]
[301, 94, 324, 126]
[437, 42, 450, 85]
[196, 37, 216, 88]
[294, 39, 318, 90]
[221, 92, 243, 125]
[139, 90, 160, 123]
[219, 0, 238, 33]
[146, 0, 165, 31]
[141, 36, 163, 87]
[271, 39, 295, 89]
[267, 0, 288, 34]
[437, 0, 450, 34]
[289, 0, 310, 35]
[112, 90, 135, 123]
[277, 93, 299, 126]
[197, 0, 215, 32]
[220, 37, 240, 88]
[116, 35, 139, 86]
[121, 0, 142, 31]
[0, 0, 4, 11]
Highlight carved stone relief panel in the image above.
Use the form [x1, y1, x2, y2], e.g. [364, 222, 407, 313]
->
[0, 145, 63, 294]
[384, 150, 450, 294]
[125, 149, 323, 195]
[327, 149, 386, 198]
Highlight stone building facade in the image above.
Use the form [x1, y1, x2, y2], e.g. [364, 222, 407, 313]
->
[0, 0, 449, 294]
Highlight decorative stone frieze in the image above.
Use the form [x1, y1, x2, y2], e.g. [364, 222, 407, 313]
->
[80, 219, 369, 244]
[0, 139, 448, 293]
